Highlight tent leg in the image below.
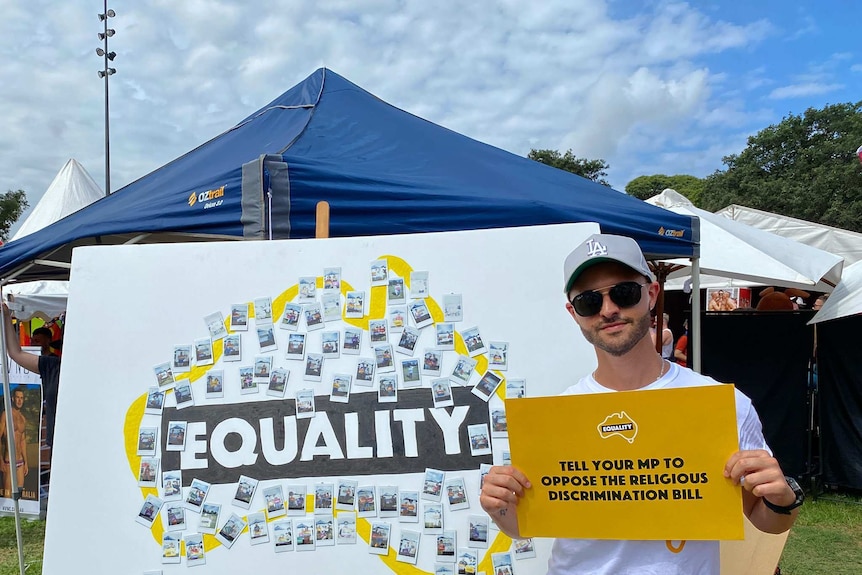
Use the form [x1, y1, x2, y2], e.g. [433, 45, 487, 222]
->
[316, 201, 330, 239]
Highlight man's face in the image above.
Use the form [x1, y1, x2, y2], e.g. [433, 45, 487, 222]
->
[31, 333, 50, 350]
[565, 262, 656, 357]
[12, 391, 24, 409]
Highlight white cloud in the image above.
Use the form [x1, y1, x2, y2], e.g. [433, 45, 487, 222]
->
[768, 83, 844, 100]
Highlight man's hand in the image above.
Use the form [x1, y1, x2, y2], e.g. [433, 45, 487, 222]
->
[23, 462, 28, 477]
[479, 465, 531, 512]
[723, 449, 795, 506]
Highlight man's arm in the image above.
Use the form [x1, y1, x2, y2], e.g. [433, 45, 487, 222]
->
[724, 449, 799, 534]
[1, 305, 40, 374]
[479, 465, 531, 539]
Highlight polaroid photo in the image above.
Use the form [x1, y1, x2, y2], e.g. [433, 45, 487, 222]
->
[233, 475, 259, 509]
[472, 371, 504, 402]
[164, 502, 186, 532]
[321, 291, 342, 322]
[294, 517, 316, 551]
[513, 538, 537, 560]
[444, 477, 470, 511]
[153, 362, 175, 388]
[162, 532, 181, 564]
[460, 326, 487, 357]
[136, 494, 163, 528]
[314, 482, 334, 515]
[422, 348, 443, 377]
[162, 470, 182, 502]
[194, 337, 214, 366]
[248, 511, 270, 545]
[422, 468, 445, 502]
[422, 502, 444, 534]
[492, 551, 516, 575]
[442, 293, 463, 322]
[330, 373, 352, 403]
[488, 341, 509, 371]
[145, 386, 165, 416]
[369, 318, 389, 344]
[397, 529, 421, 564]
[263, 484, 286, 519]
[184, 533, 205, 567]
[199, 502, 221, 535]
[431, 378, 454, 408]
[173, 381, 194, 409]
[315, 515, 335, 546]
[435, 563, 456, 575]
[409, 300, 434, 329]
[345, 291, 365, 319]
[494, 440, 512, 467]
[280, 303, 303, 331]
[355, 357, 375, 387]
[479, 463, 493, 496]
[356, 485, 377, 518]
[321, 330, 341, 358]
[409, 271, 429, 299]
[450, 355, 478, 387]
[172, 345, 192, 373]
[468, 515, 490, 548]
[490, 406, 508, 438]
[205, 311, 228, 341]
[223, 333, 241, 362]
[230, 303, 249, 332]
[388, 277, 406, 305]
[298, 276, 317, 303]
[368, 521, 391, 555]
[378, 374, 398, 403]
[287, 484, 308, 515]
[336, 513, 357, 545]
[254, 296, 273, 323]
[257, 324, 278, 352]
[378, 485, 399, 518]
[273, 519, 294, 552]
[267, 367, 290, 398]
[436, 323, 455, 351]
[216, 513, 247, 549]
[389, 305, 408, 333]
[370, 259, 389, 286]
[506, 378, 526, 399]
[467, 423, 492, 456]
[343, 327, 362, 355]
[400, 358, 421, 388]
[253, 355, 273, 384]
[205, 369, 224, 399]
[323, 267, 342, 291]
[185, 478, 211, 513]
[457, 549, 478, 575]
[304, 302, 325, 331]
[437, 530, 457, 563]
[239, 365, 256, 393]
[295, 389, 316, 419]
[137, 426, 158, 456]
[285, 332, 307, 361]
[138, 457, 159, 487]
[336, 479, 358, 511]
[165, 421, 187, 452]
[399, 490, 419, 523]
[304, 353, 324, 382]
[396, 326, 420, 356]
[374, 344, 395, 373]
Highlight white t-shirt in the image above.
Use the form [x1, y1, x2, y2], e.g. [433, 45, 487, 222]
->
[546, 362, 770, 575]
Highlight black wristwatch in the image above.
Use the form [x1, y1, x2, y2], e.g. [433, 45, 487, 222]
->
[762, 476, 804, 515]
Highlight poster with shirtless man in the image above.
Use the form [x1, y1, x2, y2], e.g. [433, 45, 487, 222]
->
[0, 381, 42, 517]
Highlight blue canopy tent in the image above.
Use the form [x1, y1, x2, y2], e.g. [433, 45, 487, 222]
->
[0, 68, 698, 282]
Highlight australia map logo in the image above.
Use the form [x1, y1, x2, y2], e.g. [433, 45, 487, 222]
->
[597, 411, 638, 443]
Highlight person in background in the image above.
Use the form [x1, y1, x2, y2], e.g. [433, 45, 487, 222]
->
[674, 318, 689, 368]
[812, 294, 828, 311]
[0, 387, 29, 498]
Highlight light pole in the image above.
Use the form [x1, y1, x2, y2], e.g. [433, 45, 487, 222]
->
[96, 2, 116, 195]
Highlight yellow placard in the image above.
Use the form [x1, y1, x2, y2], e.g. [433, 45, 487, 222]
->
[506, 384, 743, 541]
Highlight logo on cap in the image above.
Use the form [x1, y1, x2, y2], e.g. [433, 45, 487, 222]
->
[586, 238, 608, 258]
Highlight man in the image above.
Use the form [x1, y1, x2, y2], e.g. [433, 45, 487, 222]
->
[30, 327, 56, 356]
[0, 387, 29, 498]
[674, 319, 689, 368]
[3, 304, 61, 447]
[479, 233, 801, 574]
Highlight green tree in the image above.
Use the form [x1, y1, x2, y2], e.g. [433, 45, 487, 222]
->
[625, 174, 706, 205]
[699, 102, 862, 231]
[528, 149, 611, 186]
[0, 190, 28, 242]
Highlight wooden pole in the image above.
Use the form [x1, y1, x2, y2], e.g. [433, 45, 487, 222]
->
[315, 201, 330, 239]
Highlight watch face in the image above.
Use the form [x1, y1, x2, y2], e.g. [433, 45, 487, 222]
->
[784, 476, 804, 506]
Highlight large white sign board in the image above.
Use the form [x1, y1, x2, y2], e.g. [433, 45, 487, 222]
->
[43, 223, 600, 575]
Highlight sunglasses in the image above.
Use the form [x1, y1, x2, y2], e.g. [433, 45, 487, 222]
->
[569, 281, 647, 317]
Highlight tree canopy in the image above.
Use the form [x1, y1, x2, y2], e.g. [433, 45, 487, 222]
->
[0, 190, 28, 242]
[625, 174, 705, 204]
[527, 149, 611, 186]
[699, 102, 862, 232]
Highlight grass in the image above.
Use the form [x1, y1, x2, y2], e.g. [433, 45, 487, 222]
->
[0, 493, 858, 574]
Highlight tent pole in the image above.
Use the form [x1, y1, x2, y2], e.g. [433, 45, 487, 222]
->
[692, 257, 702, 373]
[316, 201, 330, 239]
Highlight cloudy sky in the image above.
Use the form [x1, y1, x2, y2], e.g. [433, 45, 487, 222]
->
[1, 0, 860, 231]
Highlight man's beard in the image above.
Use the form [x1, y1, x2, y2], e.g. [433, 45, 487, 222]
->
[579, 310, 652, 357]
